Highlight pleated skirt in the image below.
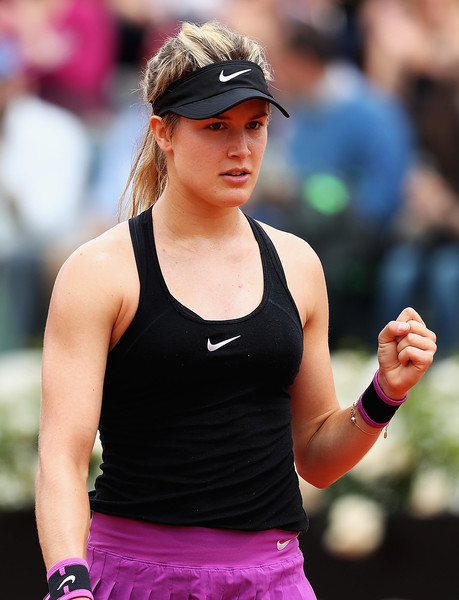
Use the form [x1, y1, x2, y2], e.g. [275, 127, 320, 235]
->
[86, 512, 317, 600]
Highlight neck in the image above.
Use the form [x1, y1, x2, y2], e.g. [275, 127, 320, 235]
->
[152, 191, 247, 245]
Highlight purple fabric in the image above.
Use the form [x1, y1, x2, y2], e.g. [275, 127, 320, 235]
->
[86, 512, 317, 599]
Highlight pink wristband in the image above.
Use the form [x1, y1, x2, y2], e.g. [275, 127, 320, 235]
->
[372, 370, 408, 406]
[47, 557, 89, 580]
[46, 557, 94, 600]
[357, 370, 408, 429]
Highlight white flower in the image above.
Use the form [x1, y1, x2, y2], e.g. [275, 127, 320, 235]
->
[331, 352, 379, 409]
[323, 494, 386, 558]
[0, 349, 42, 436]
[350, 418, 415, 482]
[0, 457, 38, 509]
[0, 349, 42, 400]
[408, 468, 451, 518]
[424, 357, 459, 398]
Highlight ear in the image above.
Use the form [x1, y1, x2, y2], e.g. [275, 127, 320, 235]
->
[150, 115, 173, 152]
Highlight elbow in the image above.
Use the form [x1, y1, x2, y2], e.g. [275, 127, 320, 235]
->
[296, 462, 342, 490]
[36, 450, 90, 487]
[307, 475, 339, 490]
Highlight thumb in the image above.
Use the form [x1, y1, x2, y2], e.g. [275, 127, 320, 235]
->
[379, 320, 410, 345]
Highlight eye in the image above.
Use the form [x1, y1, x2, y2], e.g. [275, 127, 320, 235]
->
[247, 120, 264, 130]
[208, 121, 226, 131]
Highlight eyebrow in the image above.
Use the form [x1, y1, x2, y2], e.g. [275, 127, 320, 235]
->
[213, 111, 269, 120]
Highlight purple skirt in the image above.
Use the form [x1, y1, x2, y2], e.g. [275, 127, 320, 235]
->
[86, 512, 317, 600]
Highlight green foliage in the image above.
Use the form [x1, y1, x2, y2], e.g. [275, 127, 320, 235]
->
[0, 349, 101, 510]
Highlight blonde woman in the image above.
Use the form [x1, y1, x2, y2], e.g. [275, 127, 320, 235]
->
[36, 21, 436, 600]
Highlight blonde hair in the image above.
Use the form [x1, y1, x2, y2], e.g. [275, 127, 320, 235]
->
[119, 21, 273, 219]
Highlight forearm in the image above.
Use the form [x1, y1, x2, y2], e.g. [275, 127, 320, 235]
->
[296, 405, 382, 488]
[36, 459, 91, 570]
[296, 367, 411, 488]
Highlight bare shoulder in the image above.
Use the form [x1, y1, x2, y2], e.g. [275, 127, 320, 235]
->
[256, 220, 323, 277]
[54, 221, 136, 301]
[49, 221, 138, 340]
[60, 221, 132, 277]
[255, 220, 327, 325]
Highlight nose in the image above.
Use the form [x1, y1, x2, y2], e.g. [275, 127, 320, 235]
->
[227, 129, 250, 159]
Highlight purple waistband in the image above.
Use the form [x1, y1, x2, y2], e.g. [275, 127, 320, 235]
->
[88, 512, 300, 568]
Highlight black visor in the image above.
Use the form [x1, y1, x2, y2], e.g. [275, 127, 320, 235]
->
[152, 60, 289, 119]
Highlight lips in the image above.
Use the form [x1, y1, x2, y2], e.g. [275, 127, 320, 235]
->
[222, 169, 249, 176]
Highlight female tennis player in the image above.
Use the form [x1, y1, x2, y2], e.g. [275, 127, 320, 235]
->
[36, 20, 436, 600]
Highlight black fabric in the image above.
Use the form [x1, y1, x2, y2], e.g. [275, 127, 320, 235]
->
[48, 564, 92, 600]
[90, 208, 308, 532]
[361, 381, 401, 424]
[152, 60, 290, 119]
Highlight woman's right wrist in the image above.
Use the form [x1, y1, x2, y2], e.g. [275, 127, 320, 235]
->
[46, 558, 94, 600]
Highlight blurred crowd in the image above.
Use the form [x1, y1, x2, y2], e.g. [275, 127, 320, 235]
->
[0, 0, 458, 356]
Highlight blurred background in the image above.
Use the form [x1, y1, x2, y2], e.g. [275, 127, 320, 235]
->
[1, 1, 459, 598]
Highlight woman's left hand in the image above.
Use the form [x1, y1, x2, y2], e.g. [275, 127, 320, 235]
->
[376, 306, 437, 399]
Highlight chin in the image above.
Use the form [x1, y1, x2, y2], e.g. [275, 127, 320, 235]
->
[220, 199, 251, 211]
[220, 190, 253, 208]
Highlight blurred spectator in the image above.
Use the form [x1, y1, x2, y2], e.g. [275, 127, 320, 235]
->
[361, 0, 459, 354]
[221, 0, 287, 68]
[0, 36, 91, 351]
[266, 19, 414, 348]
[105, 0, 163, 76]
[5, 0, 118, 119]
[89, 100, 148, 228]
[221, 0, 348, 74]
[360, 0, 459, 96]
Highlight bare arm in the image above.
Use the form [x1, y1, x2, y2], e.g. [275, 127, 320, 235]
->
[292, 303, 436, 488]
[288, 248, 380, 488]
[35, 225, 135, 571]
[269, 229, 437, 488]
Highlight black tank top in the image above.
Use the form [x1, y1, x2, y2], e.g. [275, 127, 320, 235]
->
[90, 207, 308, 532]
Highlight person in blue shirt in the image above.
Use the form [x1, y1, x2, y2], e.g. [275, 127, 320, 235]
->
[274, 21, 414, 348]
